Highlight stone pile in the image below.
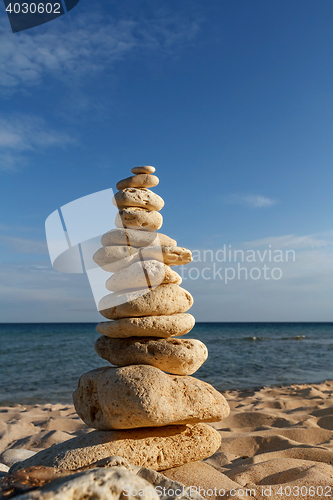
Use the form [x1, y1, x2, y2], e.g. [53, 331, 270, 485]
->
[72, 166, 230, 470]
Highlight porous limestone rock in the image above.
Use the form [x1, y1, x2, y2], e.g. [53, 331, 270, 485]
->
[113, 188, 164, 211]
[9, 424, 221, 472]
[2, 456, 206, 500]
[73, 365, 230, 430]
[101, 228, 176, 248]
[116, 174, 159, 191]
[98, 284, 193, 319]
[96, 313, 195, 338]
[13, 467, 160, 500]
[115, 208, 163, 231]
[105, 260, 182, 292]
[94, 336, 208, 375]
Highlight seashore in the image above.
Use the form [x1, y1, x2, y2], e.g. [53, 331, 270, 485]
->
[0, 380, 333, 499]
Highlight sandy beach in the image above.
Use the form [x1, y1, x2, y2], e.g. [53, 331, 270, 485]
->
[0, 380, 332, 498]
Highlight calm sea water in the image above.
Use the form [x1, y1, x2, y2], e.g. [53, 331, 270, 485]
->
[0, 323, 332, 405]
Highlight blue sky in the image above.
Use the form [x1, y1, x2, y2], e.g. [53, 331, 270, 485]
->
[0, 0, 333, 322]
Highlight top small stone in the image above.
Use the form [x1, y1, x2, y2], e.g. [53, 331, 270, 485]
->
[131, 166, 155, 175]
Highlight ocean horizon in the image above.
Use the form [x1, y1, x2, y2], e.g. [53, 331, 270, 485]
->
[1, 322, 332, 406]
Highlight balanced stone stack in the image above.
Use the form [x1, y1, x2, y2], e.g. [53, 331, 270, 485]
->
[73, 166, 230, 471]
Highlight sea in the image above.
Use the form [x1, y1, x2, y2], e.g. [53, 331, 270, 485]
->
[0, 323, 332, 406]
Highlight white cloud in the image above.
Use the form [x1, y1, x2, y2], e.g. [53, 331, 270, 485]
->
[0, 12, 199, 90]
[224, 194, 276, 208]
[0, 114, 74, 171]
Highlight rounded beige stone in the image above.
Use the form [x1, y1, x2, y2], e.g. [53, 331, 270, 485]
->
[115, 208, 163, 232]
[101, 228, 176, 248]
[98, 284, 193, 319]
[96, 313, 195, 338]
[105, 260, 181, 292]
[73, 365, 230, 430]
[113, 188, 164, 211]
[93, 245, 140, 273]
[95, 336, 208, 375]
[131, 165, 156, 174]
[116, 174, 159, 191]
[94, 245, 192, 272]
[9, 423, 221, 472]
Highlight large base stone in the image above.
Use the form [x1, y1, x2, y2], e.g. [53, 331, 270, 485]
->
[9, 424, 221, 472]
[73, 365, 230, 430]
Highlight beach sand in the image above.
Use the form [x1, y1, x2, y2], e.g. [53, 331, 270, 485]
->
[0, 381, 332, 498]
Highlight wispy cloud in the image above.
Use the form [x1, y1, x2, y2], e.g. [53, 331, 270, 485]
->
[183, 230, 333, 321]
[224, 194, 276, 208]
[245, 231, 333, 249]
[0, 12, 199, 90]
[0, 114, 74, 171]
[0, 260, 100, 322]
[0, 236, 48, 254]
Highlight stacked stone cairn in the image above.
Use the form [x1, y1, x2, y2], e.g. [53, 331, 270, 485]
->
[73, 166, 230, 471]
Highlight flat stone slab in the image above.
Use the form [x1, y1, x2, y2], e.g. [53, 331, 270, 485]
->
[96, 313, 195, 338]
[94, 336, 208, 375]
[73, 365, 230, 430]
[131, 166, 156, 174]
[9, 424, 221, 472]
[116, 174, 159, 190]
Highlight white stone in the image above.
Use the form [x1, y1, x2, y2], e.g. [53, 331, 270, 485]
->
[105, 260, 181, 292]
[1, 448, 36, 467]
